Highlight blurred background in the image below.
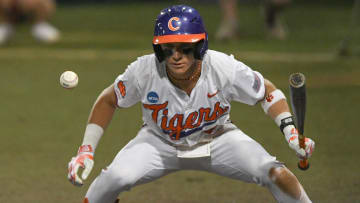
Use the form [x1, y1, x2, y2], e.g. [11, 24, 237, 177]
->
[0, 0, 359, 202]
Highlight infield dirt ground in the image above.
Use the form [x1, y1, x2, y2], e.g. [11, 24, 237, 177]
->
[0, 1, 359, 202]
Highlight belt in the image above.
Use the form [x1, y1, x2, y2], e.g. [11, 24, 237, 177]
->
[203, 124, 237, 139]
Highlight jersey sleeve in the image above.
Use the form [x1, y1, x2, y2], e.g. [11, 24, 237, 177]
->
[113, 61, 141, 108]
[228, 58, 265, 105]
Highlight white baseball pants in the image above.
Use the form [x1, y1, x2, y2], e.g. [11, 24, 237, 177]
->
[85, 126, 310, 203]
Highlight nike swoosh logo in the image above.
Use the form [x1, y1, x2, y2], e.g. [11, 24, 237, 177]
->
[207, 90, 219, 98]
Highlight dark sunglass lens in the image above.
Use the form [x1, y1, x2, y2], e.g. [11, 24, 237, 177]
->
[182, 48, 194, 55]
[163, 49, 173, 57]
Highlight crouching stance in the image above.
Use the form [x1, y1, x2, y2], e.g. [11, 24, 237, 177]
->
[67, 5, 315, 203]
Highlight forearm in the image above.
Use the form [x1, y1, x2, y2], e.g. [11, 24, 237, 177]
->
[262, 79, 291, 119]
[261, 79, 295, 139]
[88, 86, 117, 129]
[82, 85, 117, 151]
[68, 85, 118, 186]
[261, 79, 315, 159]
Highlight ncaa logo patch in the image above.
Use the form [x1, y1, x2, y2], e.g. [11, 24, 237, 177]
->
[147, 91, 159, 103]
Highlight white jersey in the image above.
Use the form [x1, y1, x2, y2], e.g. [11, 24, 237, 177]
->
[114, 50, 265, 146]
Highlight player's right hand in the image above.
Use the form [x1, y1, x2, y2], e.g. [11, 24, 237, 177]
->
[67, 145, 94, 186]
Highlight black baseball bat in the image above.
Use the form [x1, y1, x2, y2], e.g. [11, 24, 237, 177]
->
[289, 73, 309, 170]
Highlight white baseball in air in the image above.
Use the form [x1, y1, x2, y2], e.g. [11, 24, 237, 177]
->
[60, 71, 78, 89]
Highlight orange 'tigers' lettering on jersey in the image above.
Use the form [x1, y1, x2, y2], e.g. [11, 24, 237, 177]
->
[143, 101, 229, 140]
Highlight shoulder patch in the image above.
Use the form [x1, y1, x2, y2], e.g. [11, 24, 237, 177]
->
[252, 72, 261, 93]
[117, 81, 126, 98]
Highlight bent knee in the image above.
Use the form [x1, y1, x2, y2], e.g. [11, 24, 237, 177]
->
[102, 167, 139, 191]
[269, 167, 302, 200]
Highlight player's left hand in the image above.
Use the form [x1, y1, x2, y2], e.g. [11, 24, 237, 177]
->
[67, 145, 94, 186]
[287, 130, 315, 159]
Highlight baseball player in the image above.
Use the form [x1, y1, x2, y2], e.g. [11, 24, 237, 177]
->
[67, 5, 315, 203]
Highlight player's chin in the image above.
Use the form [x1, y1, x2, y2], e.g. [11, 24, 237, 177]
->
[169, 63, 187, 70]
[168, 65, 190, 75]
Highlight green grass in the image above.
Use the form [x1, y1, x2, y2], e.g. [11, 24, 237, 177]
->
[0, 2, 359, 203]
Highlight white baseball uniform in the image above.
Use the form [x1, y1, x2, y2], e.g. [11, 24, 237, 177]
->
[85, 50, 304, 203]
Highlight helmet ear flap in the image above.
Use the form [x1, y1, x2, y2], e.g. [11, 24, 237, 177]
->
[194, 40, 205, 60]
[153, 44, 165, 62]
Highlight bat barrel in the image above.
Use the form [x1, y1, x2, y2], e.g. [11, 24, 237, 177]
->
[289, 73, 306, 135]
[289, 73, 310, 170]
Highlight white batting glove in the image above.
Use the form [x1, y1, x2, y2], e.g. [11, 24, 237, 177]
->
[67, 145, 94, 186]
[286, 128, 315, 159]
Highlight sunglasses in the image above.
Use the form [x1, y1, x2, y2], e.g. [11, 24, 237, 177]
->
[162, 45, 195, 57]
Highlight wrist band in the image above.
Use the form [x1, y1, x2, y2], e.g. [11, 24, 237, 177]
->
[275, 112, 296, 134]
[82, 123, 104, 152]
[280, 116, 296, 134]
[78, 145, 93, 154]
[261, 89, 286, 114]
[275, 112, 292, 126]
[274, 112, 297, 142]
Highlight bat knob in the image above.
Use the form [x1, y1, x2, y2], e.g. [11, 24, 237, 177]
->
[298, 162, 310, 170]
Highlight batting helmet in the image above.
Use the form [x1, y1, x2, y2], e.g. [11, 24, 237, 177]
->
[152, 5, 208, 62]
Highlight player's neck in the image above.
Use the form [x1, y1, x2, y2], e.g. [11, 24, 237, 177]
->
[166, 61, 202, 95]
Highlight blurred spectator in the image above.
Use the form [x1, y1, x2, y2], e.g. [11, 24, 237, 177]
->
[337, 0, 360, 56]
[216, 0, 291, 40]
[0, 0, 60, 45]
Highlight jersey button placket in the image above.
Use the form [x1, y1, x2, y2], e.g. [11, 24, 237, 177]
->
[185, 95, 194, 110]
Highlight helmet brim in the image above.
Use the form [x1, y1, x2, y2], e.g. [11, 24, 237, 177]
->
[153, 33, 206, 45]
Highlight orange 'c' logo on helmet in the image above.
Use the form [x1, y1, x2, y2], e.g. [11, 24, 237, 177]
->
[168, 17, 180, 31]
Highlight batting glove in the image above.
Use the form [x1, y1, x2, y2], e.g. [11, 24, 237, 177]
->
[287, 128, 315, 159]
[68, 145, 94, 186]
